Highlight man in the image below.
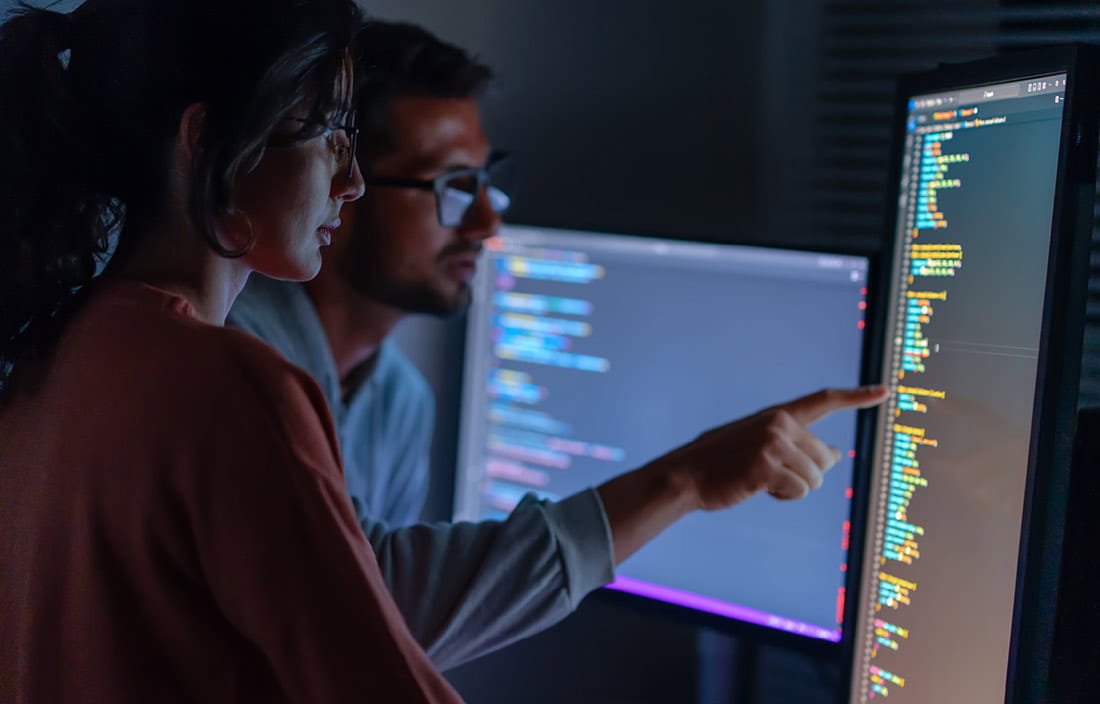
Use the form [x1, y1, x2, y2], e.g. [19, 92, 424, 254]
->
[229, 20, 886, 671]
[231, 21, 495, 528]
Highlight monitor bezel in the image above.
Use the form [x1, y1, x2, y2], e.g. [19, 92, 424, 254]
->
[841, 45, 1099, 703]
[453, 222, 878, 659]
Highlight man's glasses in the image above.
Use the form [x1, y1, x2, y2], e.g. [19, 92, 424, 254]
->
[365, 151, 513, 227]
[268, 112, 360, 180]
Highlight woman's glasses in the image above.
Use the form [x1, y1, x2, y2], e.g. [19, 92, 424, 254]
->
[267, 112, 360, 180]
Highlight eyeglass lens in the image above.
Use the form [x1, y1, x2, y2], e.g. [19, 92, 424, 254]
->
[437, 167, 512, 227]
[330, 126, 358, 180]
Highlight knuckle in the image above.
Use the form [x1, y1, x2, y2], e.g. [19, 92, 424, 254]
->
[756, 448, 779, 472]
[814, 388, 836, 405]
[773, 478, 808, 501]
[763, 423, 786, 445]
[770, 409, 795, 431]
[754, 453, 781, 488]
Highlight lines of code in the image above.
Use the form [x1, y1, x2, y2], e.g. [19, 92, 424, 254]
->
[852, 75, 1066, 703]
[867, 144, 964, 698]
[458, 227, 868, 640]
[482, 253, 624, 513]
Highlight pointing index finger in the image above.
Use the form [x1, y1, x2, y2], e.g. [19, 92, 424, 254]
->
[783, 385, 889, 426]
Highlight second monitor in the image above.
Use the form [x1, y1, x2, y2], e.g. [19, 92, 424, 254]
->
[455, 224, 870, 644]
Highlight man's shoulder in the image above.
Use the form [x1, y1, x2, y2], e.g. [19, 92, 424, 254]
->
[227, 275, 308, 333]
[227, 276, 326, 371]
[375, 342, 433, 409]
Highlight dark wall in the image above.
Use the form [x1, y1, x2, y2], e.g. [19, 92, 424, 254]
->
[473, 0, 768, 239]
[367, 0, 824, 248]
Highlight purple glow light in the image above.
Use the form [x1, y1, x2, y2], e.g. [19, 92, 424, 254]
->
[605, 576, 841, 643]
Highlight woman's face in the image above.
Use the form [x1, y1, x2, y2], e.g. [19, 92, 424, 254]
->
[234, 111, 365, 281]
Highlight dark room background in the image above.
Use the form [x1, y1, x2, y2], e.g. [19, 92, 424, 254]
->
[5, 0, 1097, 702]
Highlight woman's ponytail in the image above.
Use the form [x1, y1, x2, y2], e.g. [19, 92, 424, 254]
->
[0, 4, 118, 396]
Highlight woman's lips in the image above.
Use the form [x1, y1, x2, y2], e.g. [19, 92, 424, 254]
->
[317, 218, 341, 245]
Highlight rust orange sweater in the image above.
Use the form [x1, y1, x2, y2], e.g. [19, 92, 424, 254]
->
[0, 279, 463, 703]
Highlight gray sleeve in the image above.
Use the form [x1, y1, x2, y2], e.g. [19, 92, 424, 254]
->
[382, 387, 434, 527]
[362, 488, 616, 672]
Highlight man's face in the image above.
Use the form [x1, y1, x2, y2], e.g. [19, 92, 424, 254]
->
[337, 95, 501, 315]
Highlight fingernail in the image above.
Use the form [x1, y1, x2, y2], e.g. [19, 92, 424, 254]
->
[861, 384, 887, 393]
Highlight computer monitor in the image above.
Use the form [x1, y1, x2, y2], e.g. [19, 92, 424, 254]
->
[847, 47, 1098, 703]
[455, 224, 871, 644]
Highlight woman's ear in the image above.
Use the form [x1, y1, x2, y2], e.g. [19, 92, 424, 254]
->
[176, 101, 251, 254]
[178, 102, 207, 165]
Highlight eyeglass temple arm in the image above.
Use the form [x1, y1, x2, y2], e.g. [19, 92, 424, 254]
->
[363, 176, 436, 190]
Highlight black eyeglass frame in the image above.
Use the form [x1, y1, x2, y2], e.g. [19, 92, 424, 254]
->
[364, 150, 512, 227]
[268, 112, 360, 180]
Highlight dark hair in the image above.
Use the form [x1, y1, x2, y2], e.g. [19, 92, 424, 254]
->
[0, 0, 360, 398]
[354, 20, 494, 158]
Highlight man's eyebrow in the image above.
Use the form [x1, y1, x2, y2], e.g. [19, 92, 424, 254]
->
[400, 153, 482, 174]
[441, 161, 480, 172]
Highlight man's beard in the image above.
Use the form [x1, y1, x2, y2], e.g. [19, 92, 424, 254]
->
[346, 243, 479, 317]
[375, 277, 472, 317]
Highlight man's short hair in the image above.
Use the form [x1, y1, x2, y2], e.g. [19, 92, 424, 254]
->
[354, 20, 494, 158]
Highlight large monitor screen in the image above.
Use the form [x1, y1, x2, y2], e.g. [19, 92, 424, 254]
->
[455, 225, 869, 642]
[848, 72, 1070, 701]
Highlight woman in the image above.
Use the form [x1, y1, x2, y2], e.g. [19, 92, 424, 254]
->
[0, 1, 463, 701]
